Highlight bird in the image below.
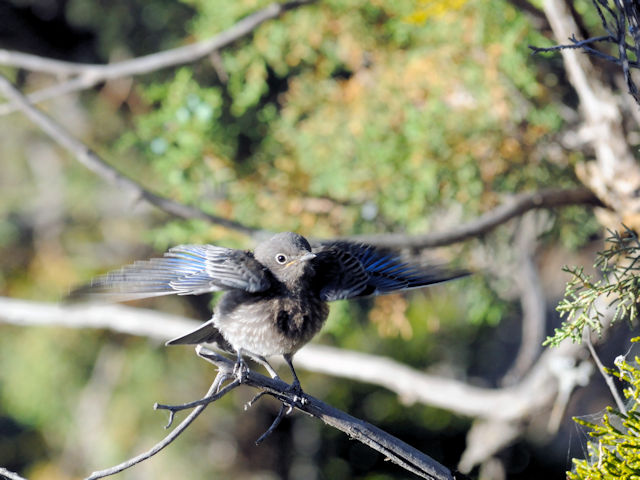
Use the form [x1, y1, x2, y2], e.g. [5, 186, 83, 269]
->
[71, 232, 467, 391]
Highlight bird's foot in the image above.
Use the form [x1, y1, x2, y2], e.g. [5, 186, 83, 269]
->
[286, 379, 307, 405]
[233, 358, 249, 383]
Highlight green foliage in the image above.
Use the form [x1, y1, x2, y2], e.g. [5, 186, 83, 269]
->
[111, 0, 579, 246]
[546, 226, 640, 346]
[568, 338, 640, 479]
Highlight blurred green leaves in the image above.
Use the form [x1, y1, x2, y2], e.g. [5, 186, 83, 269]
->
[112, 0, 575, 245]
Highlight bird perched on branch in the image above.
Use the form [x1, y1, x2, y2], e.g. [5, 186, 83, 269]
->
[72, 232, 466, 391]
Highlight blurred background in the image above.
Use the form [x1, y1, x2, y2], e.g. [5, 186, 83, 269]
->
[0, 0, 637, 479]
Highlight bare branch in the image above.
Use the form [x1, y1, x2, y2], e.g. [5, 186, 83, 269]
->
[529, 34, 637, 64]
[254, 403, 290, 445]
[0, 74, 265, 238]
[195, 347, 455, 480]
[0, 1, 316, 116]
[0, 467, 28, 480]
[542, 0, 640, 228]
[0, 296, 195, 341]
[531, 0, 640, 105]
[0, 296, 583, 423]
[295, 344, 588, 422]
[76, 338, 456, 480]
[348, 187, 602, 249]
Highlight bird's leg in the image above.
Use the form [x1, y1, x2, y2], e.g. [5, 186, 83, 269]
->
[283, 353, 304, 399]
[247, 354, 280, 380]
[233, 348, 249, 382]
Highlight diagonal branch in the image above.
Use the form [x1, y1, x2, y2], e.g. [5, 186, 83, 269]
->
[529, 34, 639, 67]
[0, 468, 28, 480]
[348, 187, 602, 249]
[0, 73, 265, 238]
[195, 347, 456, 480]
[0, 1, 316, 116]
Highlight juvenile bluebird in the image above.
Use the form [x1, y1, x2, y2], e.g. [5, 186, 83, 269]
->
[72, 232, 466, 390]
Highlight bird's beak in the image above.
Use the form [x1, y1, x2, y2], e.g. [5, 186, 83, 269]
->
[285, 252, 316, 267]
[299, 252, 316, 262]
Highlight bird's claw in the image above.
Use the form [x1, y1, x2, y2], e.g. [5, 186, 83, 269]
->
[286, 380, 307, 406]
[233, 358, 249, 382]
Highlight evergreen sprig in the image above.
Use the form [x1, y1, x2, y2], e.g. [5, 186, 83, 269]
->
[546, 226, 640, 346]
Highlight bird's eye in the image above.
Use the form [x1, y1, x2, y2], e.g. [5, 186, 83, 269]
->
[275, 254, 287, 264]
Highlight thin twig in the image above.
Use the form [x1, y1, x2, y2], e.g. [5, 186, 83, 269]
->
[530, 36, 639, 68]
[255, 403, 291, 445]
[0, 1, 316, 116]
[529, 34, 613, 53]
[585, 332, 627, 414]
[0, 73, 264, 238]
[533, 0, 640, 105]
[349, 187, 602, 249]
[155, 377, 239, 428]
[84, 371, 233, 480]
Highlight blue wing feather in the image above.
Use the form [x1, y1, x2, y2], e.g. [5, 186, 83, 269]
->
[69, 244, 271, 301]
[313, 241, 467, 301]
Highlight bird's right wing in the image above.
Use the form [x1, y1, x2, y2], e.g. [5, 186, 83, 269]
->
[69, 245, 272, 301]
[312, 241, 468, 302]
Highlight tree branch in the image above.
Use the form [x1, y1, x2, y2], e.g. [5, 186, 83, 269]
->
[531, 0, 640, 105]
[0, 73, 265, 239]
[541, 0, 640, 229]
[81, 344, 458, 480]
[348, 187, 602, 249]
[0, 296, 583, 422]
[0, 468, 28, 480]
[0, 1, 316, 116]
[0, 296, 195, 341]
[194, 347, 455, 480]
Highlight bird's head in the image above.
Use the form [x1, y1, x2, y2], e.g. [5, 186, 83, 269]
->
[254, 232, 316, 287]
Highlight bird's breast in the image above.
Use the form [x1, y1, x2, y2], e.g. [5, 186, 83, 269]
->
[213, 290, 329, 357]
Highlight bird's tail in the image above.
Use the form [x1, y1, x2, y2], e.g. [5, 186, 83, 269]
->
[166, 320, 233, 352]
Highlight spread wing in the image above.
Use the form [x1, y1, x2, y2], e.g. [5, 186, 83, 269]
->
[69, 245, 271, 301]
[312, 241, 468, 302]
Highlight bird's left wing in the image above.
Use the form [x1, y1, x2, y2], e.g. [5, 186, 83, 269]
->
[312, 241, 468, 302]
[69, 245, 271, 301]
